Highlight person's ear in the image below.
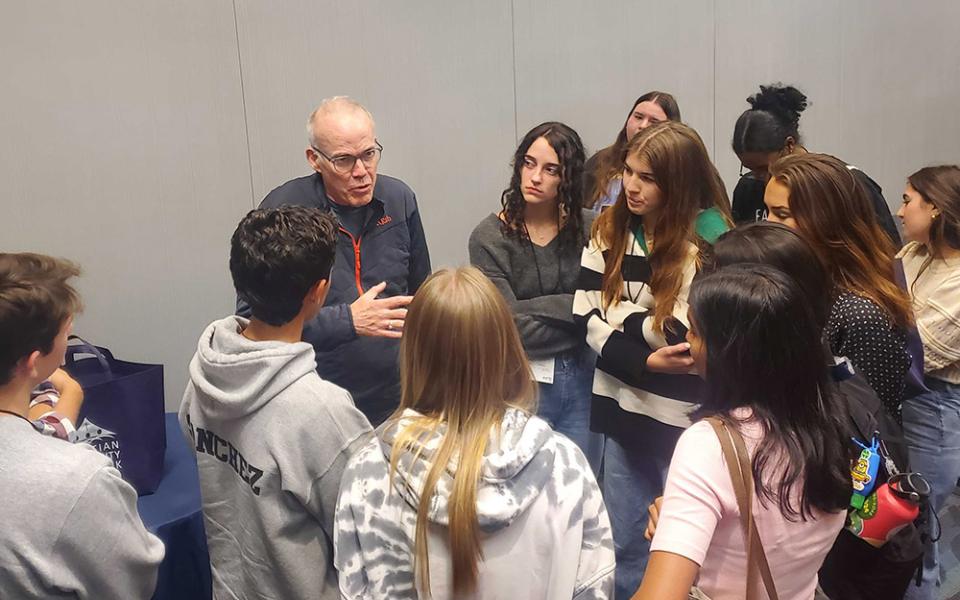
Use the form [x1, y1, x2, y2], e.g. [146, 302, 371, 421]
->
[782, 136, 797, 155]
[306, 278, 330, 307]
[306, 147, 323, 173]
[17, 351, 42, 380]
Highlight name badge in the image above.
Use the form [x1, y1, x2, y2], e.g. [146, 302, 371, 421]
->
[529, 358, 555, 384]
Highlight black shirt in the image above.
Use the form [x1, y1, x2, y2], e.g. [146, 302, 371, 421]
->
[731, 166, 902, 247]
[329, 202, 370, 238]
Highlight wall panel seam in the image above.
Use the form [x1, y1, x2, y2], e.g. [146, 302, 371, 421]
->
[232, 0, 257, 208]
[509, 0, 519, 142]
[712, 0, 718, 167]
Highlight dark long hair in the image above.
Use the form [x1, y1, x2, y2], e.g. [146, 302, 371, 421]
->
[710, 222, 831, 329]
[587, 91, 681, 208]
[501, 122, 586, 250]
[732, 83, 808, 155]
[689, 265, 852, 519]
[770, 153, 913, 329]
[907, 165, 960, 288]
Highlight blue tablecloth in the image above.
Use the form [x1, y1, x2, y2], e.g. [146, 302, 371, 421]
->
[137, 413, 211, 600]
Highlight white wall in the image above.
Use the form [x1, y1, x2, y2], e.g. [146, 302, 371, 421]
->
[0, 1, 251, 411]
[2, 1, 958, 410]
[713, 0, 960, 204]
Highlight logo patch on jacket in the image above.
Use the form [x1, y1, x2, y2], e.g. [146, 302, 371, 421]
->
[376, 215, 392, 227]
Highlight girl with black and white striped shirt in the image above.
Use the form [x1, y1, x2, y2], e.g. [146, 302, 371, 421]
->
[573, 121, 731, 598]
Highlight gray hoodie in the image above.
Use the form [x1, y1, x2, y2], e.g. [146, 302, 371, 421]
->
[179, 316, 371, 600]
[334, 408, 615, 599]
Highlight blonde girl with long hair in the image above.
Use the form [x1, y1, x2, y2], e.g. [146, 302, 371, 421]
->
[334, 267, 614, 600]
[573, 120, 731, 598]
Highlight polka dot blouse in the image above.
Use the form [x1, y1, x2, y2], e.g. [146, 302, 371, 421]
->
[827, 291, 911, 421]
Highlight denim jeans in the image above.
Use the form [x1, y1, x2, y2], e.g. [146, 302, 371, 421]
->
[902, 376, 960, 600]
[602, 417, 684, 600]
[536, 346, 604, 475]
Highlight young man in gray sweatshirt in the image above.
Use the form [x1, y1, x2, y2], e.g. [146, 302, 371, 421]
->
[0, 253, 164, 599]
[180, 206, 372, 600]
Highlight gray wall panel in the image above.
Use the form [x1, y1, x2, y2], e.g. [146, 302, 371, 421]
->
[0, 1, 251, 410]
[715, 0, 960, 213]
[235, 0, 518, 268]
[835, 1, 960, 207]
[714, 0, 844, 198]
[512, 0, 716, 162]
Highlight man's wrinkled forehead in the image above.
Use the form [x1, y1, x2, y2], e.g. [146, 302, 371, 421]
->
[311, 106, 375, 152]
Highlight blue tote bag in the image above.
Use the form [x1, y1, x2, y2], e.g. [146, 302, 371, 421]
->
[63, 337, 167, 495]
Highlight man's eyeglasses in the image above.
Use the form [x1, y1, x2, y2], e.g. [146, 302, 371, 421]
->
[312, 141, 383, 174]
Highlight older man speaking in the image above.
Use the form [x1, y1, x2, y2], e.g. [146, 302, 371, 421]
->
[255, 97, 431, 425]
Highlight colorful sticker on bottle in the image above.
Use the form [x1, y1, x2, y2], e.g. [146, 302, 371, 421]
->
[850, 436, 881, 510]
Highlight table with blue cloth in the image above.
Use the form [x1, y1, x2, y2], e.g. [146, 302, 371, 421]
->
[137, 413, 212, 600]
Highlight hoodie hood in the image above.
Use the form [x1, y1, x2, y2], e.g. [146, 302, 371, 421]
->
[379, 408, 556, 533]
[187, 316, 318, 420]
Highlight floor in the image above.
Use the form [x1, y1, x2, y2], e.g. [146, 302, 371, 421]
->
[940, 487, 960, 599]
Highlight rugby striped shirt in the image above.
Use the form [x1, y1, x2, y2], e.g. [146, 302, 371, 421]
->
[573, 208, 727, 436]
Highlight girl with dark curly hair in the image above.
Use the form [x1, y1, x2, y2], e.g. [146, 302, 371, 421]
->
[468, 121, 602, 472]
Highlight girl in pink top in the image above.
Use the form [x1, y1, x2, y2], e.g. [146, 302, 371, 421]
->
[633, 265, 853, 600]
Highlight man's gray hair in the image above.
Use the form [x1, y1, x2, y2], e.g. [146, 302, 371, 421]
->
[306, 96, 376, 148]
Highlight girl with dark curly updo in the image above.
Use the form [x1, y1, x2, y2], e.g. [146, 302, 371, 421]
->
[730, 83, 901, 246]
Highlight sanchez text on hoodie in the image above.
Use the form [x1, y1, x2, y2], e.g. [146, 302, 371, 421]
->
[179, 316, 372, 600]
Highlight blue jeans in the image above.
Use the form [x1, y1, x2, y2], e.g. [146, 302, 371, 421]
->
[536, 347, 604, 475]
[902, 376, 960, 600]
[603, 417, 684, 600]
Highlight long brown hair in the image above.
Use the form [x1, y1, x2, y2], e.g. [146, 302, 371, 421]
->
[769, 153, 913, 328]
[388, 267, 536, 597]
[587, 91, 681, 208]
[592, 121, 730, 333]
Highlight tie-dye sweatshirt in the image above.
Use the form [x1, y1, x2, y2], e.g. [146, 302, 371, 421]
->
[334, 408, 615, 600]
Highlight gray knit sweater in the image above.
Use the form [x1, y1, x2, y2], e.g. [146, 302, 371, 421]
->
[468, 210, 595, 359]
